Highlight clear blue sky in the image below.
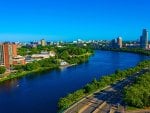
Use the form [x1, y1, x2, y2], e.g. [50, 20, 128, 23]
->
[0, 0, 150, 42]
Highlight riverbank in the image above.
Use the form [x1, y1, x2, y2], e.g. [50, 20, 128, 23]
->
[58, 60, 150, 112]
[0, 53, 93, 84]
[0, 66, 58, 83]
[62, 68, 149, 113]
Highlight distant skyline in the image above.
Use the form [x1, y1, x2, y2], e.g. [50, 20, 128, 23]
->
[0, 0, 150, 42]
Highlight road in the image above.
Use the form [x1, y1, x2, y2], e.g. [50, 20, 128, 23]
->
[63, 69, 148, 113]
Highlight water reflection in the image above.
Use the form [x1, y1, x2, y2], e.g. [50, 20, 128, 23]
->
[0, 79, 19, 92]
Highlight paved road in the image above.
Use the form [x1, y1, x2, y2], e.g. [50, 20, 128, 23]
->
[64, 69, 148, 113]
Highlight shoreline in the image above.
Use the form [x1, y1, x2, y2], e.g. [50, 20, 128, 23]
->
[0, 53, 93, 84]
[58, 60, 150, 112]
[0, 66, 58, 84]
[62, 70, 150, 113]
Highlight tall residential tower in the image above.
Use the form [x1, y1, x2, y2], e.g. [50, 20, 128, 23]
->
[0, 44, 4, 65]
[117, 37, 123, 48]
[41, 39, 47, 46]
[111, 37, 123, 48]
[140, 29, 148, 49]
[0, 43, 18, 69]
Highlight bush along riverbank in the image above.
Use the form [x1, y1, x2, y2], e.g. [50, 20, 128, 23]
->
[98, 48, 150, 56]
[0, 57, 59, 83]
[123, 71, 150, 109]
[58, 60, 150, 112]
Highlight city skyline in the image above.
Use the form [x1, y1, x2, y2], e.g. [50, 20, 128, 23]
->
[0, 29, 149, 43]
[0, 0, 150, 42]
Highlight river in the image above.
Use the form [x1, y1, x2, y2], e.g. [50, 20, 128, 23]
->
[0, 50, 149, 113]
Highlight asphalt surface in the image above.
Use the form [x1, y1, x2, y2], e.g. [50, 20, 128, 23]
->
[64, 69, 148, 113]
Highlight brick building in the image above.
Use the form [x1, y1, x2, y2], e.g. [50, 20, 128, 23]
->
[0, 43, 25, 69]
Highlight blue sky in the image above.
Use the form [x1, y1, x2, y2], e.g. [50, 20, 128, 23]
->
[0, 0, 150, 42]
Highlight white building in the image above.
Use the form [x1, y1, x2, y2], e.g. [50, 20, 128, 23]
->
[30, 51, 56, 61]
[31, 54, 50, 60]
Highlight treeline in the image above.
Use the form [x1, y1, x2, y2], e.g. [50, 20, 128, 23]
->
[18, 45, 93, 64]
[18, 45, 54, 56]
[63, 55, 90, 64]
[14, 57, 59, 72]
[18, 44, 93, 56]
[0, 66, 6, 75]
[124, 71, 150, 108]
[17, 45, 93, 71]
[56, 46, 93, 64]
[99, 48, 150, 56]
[58, 60, 150, 111]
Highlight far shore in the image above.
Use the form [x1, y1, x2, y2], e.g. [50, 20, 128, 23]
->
[0, 52, 93, 84]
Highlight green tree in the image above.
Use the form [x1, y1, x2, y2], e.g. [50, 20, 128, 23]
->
[124, 72, 150, 108]
[60, 50, 69, 59]
[25, 62, 40, 71]
[0, 66, 6, 74]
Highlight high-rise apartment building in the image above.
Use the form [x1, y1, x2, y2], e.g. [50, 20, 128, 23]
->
[0, 43, 18, 69]
[111, 39, 117, 48]
[140, 29, 148, 49]
[111, 37, 123, 48]
[41, 39, 46, 46]
[117, 37, 123, 48]
[12, 44, 17, 57]
[0, 44, 4, 65]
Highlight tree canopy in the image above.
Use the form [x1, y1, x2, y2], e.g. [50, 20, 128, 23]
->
[0, 66, 6, 74]
[124, 72, 150, 108]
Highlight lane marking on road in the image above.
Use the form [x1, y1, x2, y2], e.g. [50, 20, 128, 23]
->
[78, 102, 93, 113]
[78, 98, 99, 113]
[109, 109, 115, 113]
[92, 101, 107, 113]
